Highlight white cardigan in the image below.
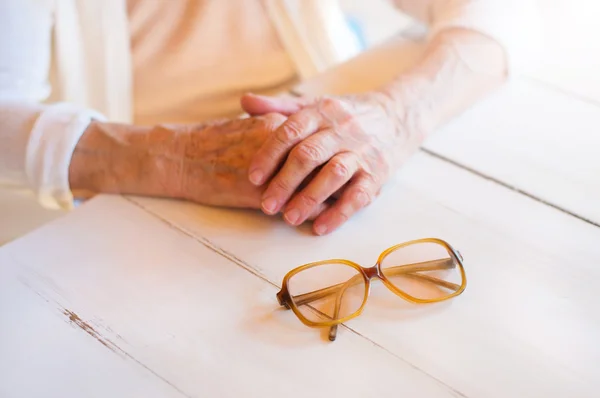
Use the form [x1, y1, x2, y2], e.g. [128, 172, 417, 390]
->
[0, 0, 540, 210]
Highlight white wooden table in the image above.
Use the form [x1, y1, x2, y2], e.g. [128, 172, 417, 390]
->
[2, 147, 600, 397]
[2, 5, 600, 396]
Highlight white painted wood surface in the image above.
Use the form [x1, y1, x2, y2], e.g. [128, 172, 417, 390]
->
[131, 152, 600, 398]
[294, 36, 600, 224]
[0, 193, 460, 398]
[424, 79, 600, 224]
[531, 0, 600, 103]
[2, 151, 598, 397]
[0, 269, 184, 398]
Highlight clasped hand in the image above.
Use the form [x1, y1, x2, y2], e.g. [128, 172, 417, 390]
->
[241, 91, 424, 235]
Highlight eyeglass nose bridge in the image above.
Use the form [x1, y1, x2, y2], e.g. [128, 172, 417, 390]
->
[363, 263, 383, 280]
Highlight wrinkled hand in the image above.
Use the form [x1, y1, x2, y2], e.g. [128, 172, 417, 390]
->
[175, 114, 331, 219]
[176, 114, 281, 208]
[241, 92, 424, 235]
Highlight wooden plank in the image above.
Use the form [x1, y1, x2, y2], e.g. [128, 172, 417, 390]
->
[0, 264, 184, 398]
[0, 195, 458, 398]
[529, 0, 600, 103]
[423, 79, 600, 224]
[131, 152, 600, 398]
[293, 37, 600, 224]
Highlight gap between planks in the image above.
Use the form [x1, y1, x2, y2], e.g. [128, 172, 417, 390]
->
[420, 148, 600, 229]
[525, 75, 600, 109]
[288, 55, 600, 227]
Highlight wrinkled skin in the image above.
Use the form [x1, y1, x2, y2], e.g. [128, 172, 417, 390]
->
[175, 115, 285, 208]
[241, 92, 425, 235]
[72, 114, 331, 220]
[174, 114, 332, 219]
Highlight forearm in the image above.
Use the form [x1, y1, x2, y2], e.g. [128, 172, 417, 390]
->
[68, 121, 185, 200]
[379, 28, 507, 137]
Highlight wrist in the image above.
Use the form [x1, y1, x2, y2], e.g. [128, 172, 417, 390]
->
[69, 121, 184, 200]
[378, 28, 506, 136]
[370, 81, 432, 145]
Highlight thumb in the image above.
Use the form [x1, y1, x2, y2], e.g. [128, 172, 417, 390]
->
[240, 93, 310, 116]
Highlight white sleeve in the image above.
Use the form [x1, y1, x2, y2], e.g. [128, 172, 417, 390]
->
[0, 0, 106, 210]
[391, 0, 542, 75]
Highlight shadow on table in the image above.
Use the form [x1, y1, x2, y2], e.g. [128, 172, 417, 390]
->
[240, 281, 454, 346]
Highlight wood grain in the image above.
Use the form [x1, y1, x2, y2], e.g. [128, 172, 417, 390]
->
[131, 152, 600, 398]
[531, 0, 600, 103]
[0, 195, 458, 398]
[0, 262, 185, 398]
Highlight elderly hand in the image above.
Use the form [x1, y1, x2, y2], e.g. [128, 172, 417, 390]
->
[177, 114, 286, 209]
[172, 115, 285, 209]
[241, 92, 425, 235]
[175, 114, 337, 219]
[71, 114, 331, 219]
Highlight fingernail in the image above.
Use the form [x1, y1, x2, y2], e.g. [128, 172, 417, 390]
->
[284, 209, 301, 225]
[314, 224, 328, 236]
[262, 197, 278, 214]
[249, 169, 264, 185]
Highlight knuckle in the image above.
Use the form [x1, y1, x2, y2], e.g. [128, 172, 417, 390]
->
[362, 172, 380, 186]
[317, 97, 343, 115]
[353, 185, 373, 207]
[277, 120, 303, 143]
[273, 178, 291, 193]
[328, 158, 352, 180]
[321, 96, 343, 110]
[293, 142, 324, 164]
[298, 193, 319, 208]
[321, 97, 337, 108]
[336, 209, 350, 223]
[337, 113, 356, 130]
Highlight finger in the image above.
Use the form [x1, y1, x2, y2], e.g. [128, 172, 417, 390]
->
[256, 112, 287, 132]
[306, 200, 332, 221]
[282, 152, 359, 226]
[240, 93, 311, 116]
[248, 109, 323, 186]
[312, 173, 379, 235]
[260, 130, 339, 215]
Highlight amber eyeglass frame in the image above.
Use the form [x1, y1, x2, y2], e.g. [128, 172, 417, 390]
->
[276, 238, 467, 341]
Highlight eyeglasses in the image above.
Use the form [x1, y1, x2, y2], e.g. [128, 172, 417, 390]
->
[276, 238, 466, 341]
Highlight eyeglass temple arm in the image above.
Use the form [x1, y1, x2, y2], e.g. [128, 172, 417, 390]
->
[290, 258, 457, 308]
[329, 277, 356, 341]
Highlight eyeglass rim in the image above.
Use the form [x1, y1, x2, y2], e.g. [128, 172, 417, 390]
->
[276, 237, 467, 328]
